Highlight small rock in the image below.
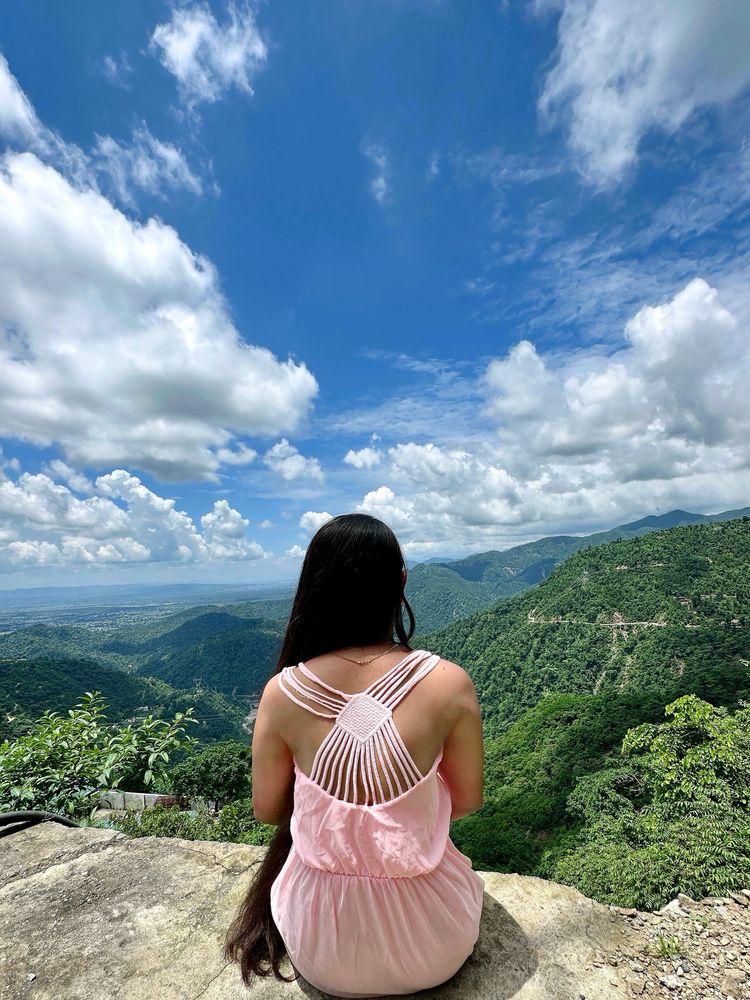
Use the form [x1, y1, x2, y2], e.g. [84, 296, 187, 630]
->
[658, 899, 684, 915]
[659, 974, 683, 990]
[26, 973, 36, 982]
[723, 969, 747, 996]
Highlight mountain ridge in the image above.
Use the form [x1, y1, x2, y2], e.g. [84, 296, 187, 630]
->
[408, 506, 750, 632]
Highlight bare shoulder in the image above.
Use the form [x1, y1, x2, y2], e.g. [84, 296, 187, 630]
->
[430, 656, 479, 704]
[257, 671, 293, 721]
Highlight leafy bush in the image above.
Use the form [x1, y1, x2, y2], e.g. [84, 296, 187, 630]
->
[110, 804, 217, 841]
[546, 695, 750, 908]
[168, 741, 251, 808]
[109, 799, 274, 846]
[216, 798, 275, 845]
[0, 691, 198, 818]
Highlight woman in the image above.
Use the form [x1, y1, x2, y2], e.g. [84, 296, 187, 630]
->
[225, 513, 485, 997]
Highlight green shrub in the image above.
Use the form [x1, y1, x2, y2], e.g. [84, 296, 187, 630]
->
[547, 695, 750, 908]
[110, 804, 216, 841]
[168, 741, 251, 807]
[216, 798, 275, 845]
[0, 691, 198, 818]
[107, 799, 274, 846]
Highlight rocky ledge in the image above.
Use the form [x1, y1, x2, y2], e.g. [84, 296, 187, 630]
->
[0, 823, 747, 1000]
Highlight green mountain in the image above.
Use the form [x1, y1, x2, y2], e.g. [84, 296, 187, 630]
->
[136, 615, 283, 697]
[430, 516, 750, 875]
[429, 515, 750, 735]
[0, 607, 284, 698]
[0, 656, 247, 745]
[408, 506, 750, 633]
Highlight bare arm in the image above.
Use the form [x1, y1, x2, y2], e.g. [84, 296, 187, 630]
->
[251, 675, 295, 824]
[437, 665, 484, 820]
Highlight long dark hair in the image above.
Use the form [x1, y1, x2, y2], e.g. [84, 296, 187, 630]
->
[223, 513, 416, 985]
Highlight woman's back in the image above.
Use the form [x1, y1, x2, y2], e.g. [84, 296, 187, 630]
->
[224, 513, 484, 997]
[268, 647, 485, 997]
[272, 646, 472, 804]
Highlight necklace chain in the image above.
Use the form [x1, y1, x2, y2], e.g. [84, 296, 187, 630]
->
[333, 642, 401, 666]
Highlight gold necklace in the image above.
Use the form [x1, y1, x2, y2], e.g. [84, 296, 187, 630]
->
[333, 642, 401, 666]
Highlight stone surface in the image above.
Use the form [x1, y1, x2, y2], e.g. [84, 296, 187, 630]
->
[0, 824, 746, 1000]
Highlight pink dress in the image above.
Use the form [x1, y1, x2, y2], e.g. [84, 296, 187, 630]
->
[269, 649, 485, 998]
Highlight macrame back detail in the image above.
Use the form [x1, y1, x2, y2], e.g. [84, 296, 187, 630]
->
[278, 648, 440, 805]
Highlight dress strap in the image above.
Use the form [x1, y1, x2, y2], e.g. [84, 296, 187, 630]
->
[365, 650, 440, 708]
[276, 649, 442, 805]
[277, 665, 345, 719]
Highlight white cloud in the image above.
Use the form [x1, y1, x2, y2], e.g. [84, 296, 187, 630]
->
[299, 510, 333, 535]
[0, 465, 266, 568]
[0, 152, 317, 481]
[362, 142, 390, 205]
[0, 449, 20, 474]
[93, 125, 203, 207]
[214, 443, 258, 466]
[151, 1, 268, 112]
[343, 447, 382, 469]
[45, 460, 94, 495]
[286, 544, 306, 559]
[263, 440, 324, 482]
[485, 277, 744, 466]
[257, 518, 273, 529]
[0, 52, 203, 206]
[353, 278, 750, 553]
[100, 53, 133, 88]
[538, 0, 750, 186]
[0, 54, 90, 182]
[0, 53, 39, 142]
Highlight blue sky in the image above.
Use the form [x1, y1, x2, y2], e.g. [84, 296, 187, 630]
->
[1, 0, 750, 587]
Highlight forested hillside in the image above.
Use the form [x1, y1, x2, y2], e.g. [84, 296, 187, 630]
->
[136, 614, 283, 697]
[0, 656, 247, 744]
[409, 506, 750, 633]
[430, 516, 750, 735]
[0, 606, 284, 696]
[434, 517, 750, 879]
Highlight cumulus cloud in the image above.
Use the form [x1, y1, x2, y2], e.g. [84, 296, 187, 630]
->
[299, 510, 333, 535]
[286, 544, 306, 559]
[0, 152, 317, 481]
[151, 1, 268, 112]
[538, 0, 750, 186]
[343, 447, 382, 469]
[484, 277, 744, 466]
[356, 279, 750, 553]
[44, 460, 94, 495]
[263, 440, 324, 482]
[0, 466, 265, 568]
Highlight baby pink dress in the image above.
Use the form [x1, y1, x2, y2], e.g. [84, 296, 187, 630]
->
[270, 648, 485, 998]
